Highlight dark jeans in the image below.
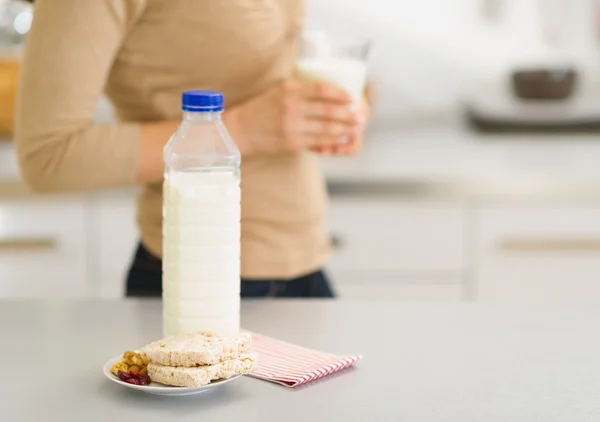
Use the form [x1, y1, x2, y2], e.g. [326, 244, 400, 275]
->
[125, 243, 335, 298]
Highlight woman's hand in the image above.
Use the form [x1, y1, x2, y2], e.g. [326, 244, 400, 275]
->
[311, 97, 369, 156]
[225, 79, 363, 155]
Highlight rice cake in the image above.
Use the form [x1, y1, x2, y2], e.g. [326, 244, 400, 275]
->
[140, 331, 251, 367]
[147, 355, 255, 387]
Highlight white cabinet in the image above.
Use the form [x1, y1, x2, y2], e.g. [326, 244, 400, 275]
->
[326, 198, 466, 300]
[6, 185, 600, 304]
[0, 197, 89, 297]
[474, 203, 600, 303]
[330, 272, 463, 300]
[0, 189, 139, 299]
[88, 188, 139, 298]
[327, 198, 465, 272]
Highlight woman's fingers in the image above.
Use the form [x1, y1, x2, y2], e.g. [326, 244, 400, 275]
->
[335, 141, 359, 155]
[301, 134, 350, 148]
[280, 79, 367, 151]
[302, 101, 360, 125]
[297, 80, 352, 104]
[297, 104, 363, 150]
[311, 145, 335, 155]
[310, 142, 356, 155]
[300, 118, 360, 137]
[330, 99, 369, 155]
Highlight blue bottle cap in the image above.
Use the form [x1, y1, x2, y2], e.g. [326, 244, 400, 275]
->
[181, 90, 224, 112]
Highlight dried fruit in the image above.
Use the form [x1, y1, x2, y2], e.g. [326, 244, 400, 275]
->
[123, 350, 149, 366]
[117, 370, 131, 381]
[111, 351, 149, 378]
[110, 361, 129, 376]
[117, 370, 151, 386]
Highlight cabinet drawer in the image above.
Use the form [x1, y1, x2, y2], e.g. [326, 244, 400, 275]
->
[330, 272, 463, 301]
[89, 189, 139, 298]
[327, 199, 465, 272]
[475, 205, 600, 303]
[0, 198, 89, 297]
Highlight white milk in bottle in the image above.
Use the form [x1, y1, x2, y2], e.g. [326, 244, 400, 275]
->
[162, 90, 241, 336]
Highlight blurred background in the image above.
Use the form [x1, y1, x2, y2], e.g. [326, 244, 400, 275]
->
[2, 0, 600, 303]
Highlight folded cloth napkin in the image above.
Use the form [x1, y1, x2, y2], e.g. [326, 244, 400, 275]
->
[247, 332, 362, 388]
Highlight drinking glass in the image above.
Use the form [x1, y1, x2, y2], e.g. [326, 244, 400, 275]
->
[297, 30, 371, 107]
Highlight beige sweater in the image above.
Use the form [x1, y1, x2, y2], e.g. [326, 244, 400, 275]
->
[15, 0, 331, 279]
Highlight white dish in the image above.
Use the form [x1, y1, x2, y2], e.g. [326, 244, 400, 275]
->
[102, 354, 242, 396]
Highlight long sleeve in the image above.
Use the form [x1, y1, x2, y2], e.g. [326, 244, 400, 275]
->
[15, 0, 147, 193]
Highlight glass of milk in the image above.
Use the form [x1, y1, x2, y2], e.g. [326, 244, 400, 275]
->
[297, 30, 370, 108]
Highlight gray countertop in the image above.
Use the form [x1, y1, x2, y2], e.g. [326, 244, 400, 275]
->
[4, 299, 600, 421]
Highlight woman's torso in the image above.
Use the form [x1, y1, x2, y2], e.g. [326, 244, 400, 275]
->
[105, 0, 331, 279]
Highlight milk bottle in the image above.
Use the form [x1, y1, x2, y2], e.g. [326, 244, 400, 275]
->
[162, 90, 241, 336]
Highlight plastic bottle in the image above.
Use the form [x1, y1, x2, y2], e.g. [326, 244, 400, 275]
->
[162, 90, 241, 336]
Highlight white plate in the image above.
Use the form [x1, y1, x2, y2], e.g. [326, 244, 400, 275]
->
[102, 354, 242, 396]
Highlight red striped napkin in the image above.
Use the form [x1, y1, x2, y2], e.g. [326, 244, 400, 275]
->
[247, 332, 362, 388]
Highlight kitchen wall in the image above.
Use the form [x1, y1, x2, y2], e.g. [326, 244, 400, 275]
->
[305, 0, 475, 123]
[305, 0, 600, 125]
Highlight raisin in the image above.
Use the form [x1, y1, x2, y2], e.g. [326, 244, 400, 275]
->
[138, 376, 151, 386]
[117, 369, 151, 386]
[117, 371, 131, 381]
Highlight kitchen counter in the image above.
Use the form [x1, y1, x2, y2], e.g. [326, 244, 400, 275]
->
[321, 116, 600, 199]
[4, 299, 600, 421]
